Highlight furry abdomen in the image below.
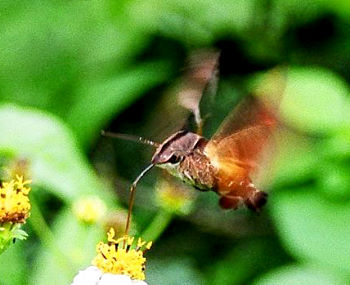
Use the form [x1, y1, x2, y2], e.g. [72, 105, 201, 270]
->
[215, 174, 267, 210]
[178, 150, 216, 191]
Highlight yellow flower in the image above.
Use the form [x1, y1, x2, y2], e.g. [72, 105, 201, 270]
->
[0, 175, 31, 224]
[92, 228, 152, 281]
[73, 195, 107, 224]
[155, 177, 196, 215]
[0, 175, 31, 254]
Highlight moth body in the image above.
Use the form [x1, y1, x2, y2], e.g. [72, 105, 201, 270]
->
[151, 130, 267, 211]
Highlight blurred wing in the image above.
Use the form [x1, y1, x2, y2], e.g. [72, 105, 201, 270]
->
[210, 95, 277, 142]
[211, 66, 286, 142]
[206, 67, 288, 180]
[206, 95, 280, 180]
[207, 124, 275, 175]
[147, 49, 219, 140]
[178, 49, 220, 134]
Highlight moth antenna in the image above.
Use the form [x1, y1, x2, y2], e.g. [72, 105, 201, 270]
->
[101, 130, 160, 147]
[125, 164, 154, 235]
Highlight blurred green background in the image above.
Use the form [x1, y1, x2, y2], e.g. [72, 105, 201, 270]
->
[1, 0, 350, 284]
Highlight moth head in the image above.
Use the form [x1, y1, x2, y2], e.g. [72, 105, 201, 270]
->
[151, 130, 203, 166]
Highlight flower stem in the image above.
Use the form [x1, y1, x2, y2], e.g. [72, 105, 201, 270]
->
[141, 210, 173, 241]
[29, 196, 72, 275]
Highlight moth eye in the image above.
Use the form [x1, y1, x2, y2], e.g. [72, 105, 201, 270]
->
[168, 155, 181, 164]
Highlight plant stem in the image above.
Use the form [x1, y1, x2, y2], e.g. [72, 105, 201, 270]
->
[141, 210, 173, 241]
[29, 196, 72, 275]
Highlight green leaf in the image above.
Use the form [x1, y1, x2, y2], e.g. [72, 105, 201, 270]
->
[0, 1, 148, 115]
[253, 264, 347, 285]
[281, 67, 350, 134]
[271, 0, 329, 28]
[197, 0, 257, 36]
[207, 239, 289, 285]
[0, 241, 27, 285]
[320, 127, 350, 159]
[147, 257, 205, 285]
[67, 61, 172, 147]
[317, 161, 350, 200]
[271, 188, 350, 272]
[326, 0, 350, 19]
[0, 105, 111, 202]
[11, 227, 28, 241]
[316, 127, 350, 199]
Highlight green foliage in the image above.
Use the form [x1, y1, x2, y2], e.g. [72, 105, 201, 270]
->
[271, 188, 350, 272]
[0, 0, 350, 284]
[147, 258, 205, 285]
[207, 239, 289, 285]
[0, 105, 111, 201]
[281, 67, 350, 134]
[67, 61, 172, 147]
[0, 242, 27, 285]
[30, 207, 103, 285]
[253, 265, 346, 285]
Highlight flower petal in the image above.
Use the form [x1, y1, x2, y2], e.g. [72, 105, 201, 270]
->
[71, 266, 102, 285]
[99, 274, 132, 285]
[131, 280, 149, 285]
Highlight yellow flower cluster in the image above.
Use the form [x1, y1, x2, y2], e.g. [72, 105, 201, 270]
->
[73, 196, 106, 224]
[92, 228, 152, 281]
[155, 177, 195, 215]
[0, 176, 31, 224]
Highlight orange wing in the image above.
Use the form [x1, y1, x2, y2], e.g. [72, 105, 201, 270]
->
[211, 95, 277, 142]
[204, 97, 278, 210]
[206, 67, 286, 210]
[210, 65, 286, 142]
[206, 96, 278, 175]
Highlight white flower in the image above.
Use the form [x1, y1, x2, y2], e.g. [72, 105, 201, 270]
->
[72, 229, 152, 285]
[71, 266, 102, 285]
[71, 266, 149, 285]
